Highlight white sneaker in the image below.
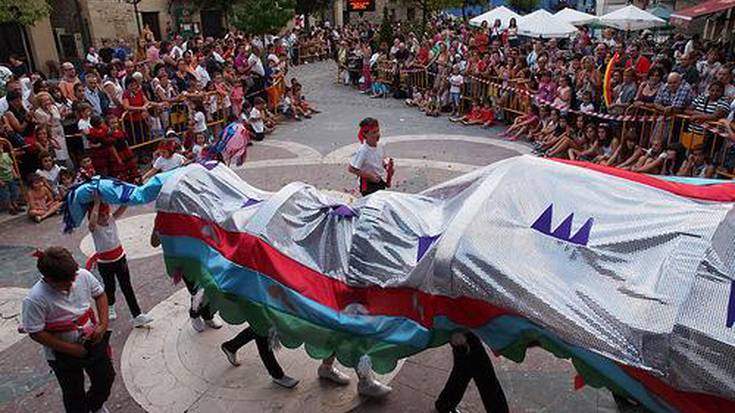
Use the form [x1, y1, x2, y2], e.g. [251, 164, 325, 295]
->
[132, 313, 154, 328]
[205, 318, 223, 329]
[94, 404, 110, 413]
[272, 375, 300, 388]
[108, 306, 117, 321]
[191, 316, 206, 332]
[317, 363, 351, 385]
[357, 378, 392, 398]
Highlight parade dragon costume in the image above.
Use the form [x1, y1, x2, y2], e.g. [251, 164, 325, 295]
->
[64, 156, 735, 413]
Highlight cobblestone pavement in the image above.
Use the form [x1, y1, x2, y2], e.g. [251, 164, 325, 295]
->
[0, 61, 623, 413]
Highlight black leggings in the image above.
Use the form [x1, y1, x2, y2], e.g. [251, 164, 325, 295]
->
[435, 332, 509, 413]
[98, 256, 141, 317]
[49, 332, 115, 413]
[183, 276, 214, 321]
[222, 327, 285, 379]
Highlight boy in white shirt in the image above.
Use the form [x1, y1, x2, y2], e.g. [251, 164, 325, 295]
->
[21, 247, 114, 413]
[349, 117, 394, 196]
[448, 66, 464, 117]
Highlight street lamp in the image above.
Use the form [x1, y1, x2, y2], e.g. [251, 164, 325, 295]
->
[124, 0, 143, 36]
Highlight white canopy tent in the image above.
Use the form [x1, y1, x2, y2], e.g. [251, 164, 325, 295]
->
[554, 8, 597, 26]
[598, 5, 667, 31]
[468, 6, 521, 29]
[517, 9, 579, 38]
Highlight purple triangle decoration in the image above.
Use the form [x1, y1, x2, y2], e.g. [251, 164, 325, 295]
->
[329, 204, 356, 218]
[417, 234, 441, 261]
[551, 213, 574, 240]
[198, 160, 219, 171]
[531, 204, 554, 234]
[569, 218, 594, 246]
[242, 198, 262, 208]
[727, 280, 735, 328]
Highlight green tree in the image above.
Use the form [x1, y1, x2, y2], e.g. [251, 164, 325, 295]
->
[295, 0, 329, 31]
[508, 0, 539, 14]
[192, 0, 241, 29]
[0, 0, 51, 25]
[231, 0, 295, 35]
[410, 0, 462, 31]
[377, 6, 394, 47]
[460, 0, 485, 21]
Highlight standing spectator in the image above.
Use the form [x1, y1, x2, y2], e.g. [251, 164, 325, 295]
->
[625, 44, 650, 76]
[59, 62, 81, 102]
[674, 53, 700, 91]
[86, 47, 100, 65]
[84, 74, 110, 116]
[642, 72, 694, 115]
[8, 55, 29, 78]
[121, 78, 150, 145]
[34, 92, 71, 167]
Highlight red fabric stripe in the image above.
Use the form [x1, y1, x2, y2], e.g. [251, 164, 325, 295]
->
[620, 365, 735, 413]
[553, 159, 735, 202]
[155, 212, 512, 328]
[84, 245, 125, 270]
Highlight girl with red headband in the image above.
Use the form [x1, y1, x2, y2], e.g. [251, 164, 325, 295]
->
[141, 138, 187, 183]
[349, 117, 394, 196]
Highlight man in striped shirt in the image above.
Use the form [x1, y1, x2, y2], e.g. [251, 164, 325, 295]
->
[685, 81, 731, 135]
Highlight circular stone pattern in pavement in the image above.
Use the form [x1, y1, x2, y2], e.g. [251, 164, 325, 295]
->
[0, 287, 29, 353]
[122, 288, 403, 413]
[80, 213, 159, 260]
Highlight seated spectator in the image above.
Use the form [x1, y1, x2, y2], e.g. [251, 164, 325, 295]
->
[635, 67, 664, 104]
[35, 152, 65, 199]
[25, 173, 63, 223]
[677, 146, 715, 178]
[609, 68, 638, 115]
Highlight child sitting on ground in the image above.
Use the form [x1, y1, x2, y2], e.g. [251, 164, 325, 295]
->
[0, 143, 21, 215]
[35, 152, 66, 199]
[502, 106, 540, 141]
[26, 173, 63, 222]
[450, 99, 481, 123]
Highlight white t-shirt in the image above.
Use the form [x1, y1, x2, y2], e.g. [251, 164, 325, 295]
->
[21, 269, 104, 360]
[449, 74, 464, 94]
[91, 216, 123, 260]
[248, 54, 265, 77]
[195, 65, 211, 88]
[193, 111, 207, 133]
[36, 164, 64, 191]
[350, 143, 386, 180]
[78, 118, 92, 149]
[249, 107, 264, 133]
[153, 153, 186, 172]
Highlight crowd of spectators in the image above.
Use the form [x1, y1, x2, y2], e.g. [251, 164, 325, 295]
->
[0, 26, 328, 219]
[333, 16, 735, 179]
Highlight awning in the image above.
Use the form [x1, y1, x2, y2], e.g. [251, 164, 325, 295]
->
[671, 0, 735, 22]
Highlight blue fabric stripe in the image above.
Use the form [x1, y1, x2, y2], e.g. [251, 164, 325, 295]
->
[160, 235, 433, 349]
[161, 235, 673, 413]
